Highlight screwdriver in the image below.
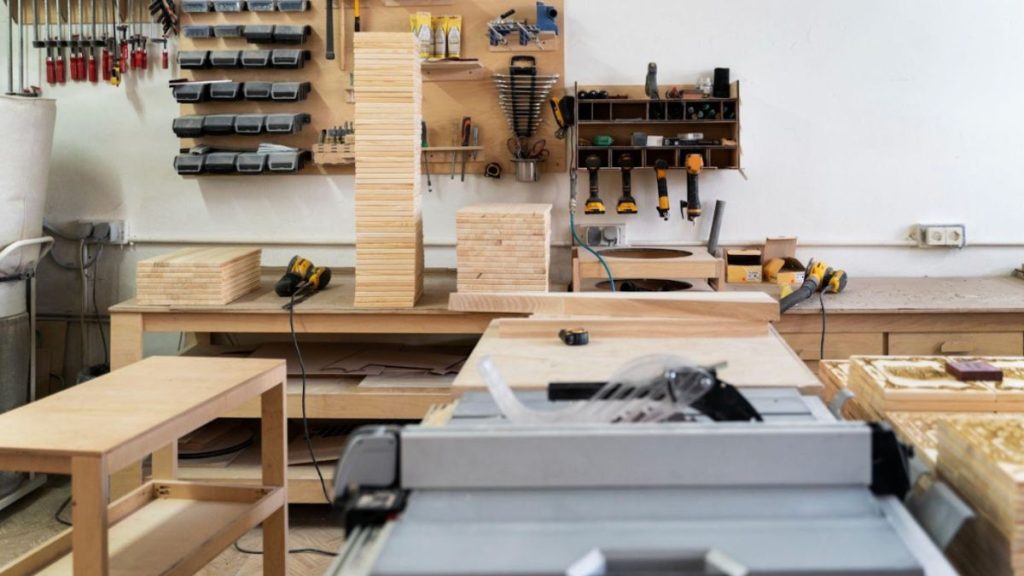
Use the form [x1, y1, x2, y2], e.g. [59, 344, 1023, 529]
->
[459, 116, 471, 182]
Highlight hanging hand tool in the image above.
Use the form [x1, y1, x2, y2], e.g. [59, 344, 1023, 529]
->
[54, 0, 64, 83]
[645, 62, 659, 100]
[87, 0, 97, 81]
[616, 153, 638, 214]
[470, 126, 479, 161]
[421, 120, 432, 193]
[654, 158, 671, 220]
[583, 154, 605, 215]
[353, 0, 360, 32]
[682, 153, 703, 222]
[548, 95, 574, 140]
[324, 0, 334, 59]
[459, 116, 471, 182]
[449, 120, 458, 179]
[102, 0, 112, 81]
[76, 0, 86, 81]
[43, 0, 54, 83]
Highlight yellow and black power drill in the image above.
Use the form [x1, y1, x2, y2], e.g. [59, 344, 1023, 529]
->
[616, 153, 638, 214]
[682, 153, 703, 222]
[779, 259, 848, 313]
[276, 256, 333, 308]
[584, 154, 606, 214]
[654, 158, 670, 219]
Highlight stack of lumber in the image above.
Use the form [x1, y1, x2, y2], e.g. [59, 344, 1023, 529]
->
[817, 360, 871, 421]
[455, 203, 551, 293]
[888, 411, 1024, 468]
[136, 247, 261, 306]
[846, 356, 1024, 418]
[353, 32, 423, 308]
[939, 418, 1024, 576]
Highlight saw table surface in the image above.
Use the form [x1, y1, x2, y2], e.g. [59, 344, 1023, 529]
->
[452, 323, 821, 394]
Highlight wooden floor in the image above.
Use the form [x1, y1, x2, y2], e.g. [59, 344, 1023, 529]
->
[0, 477, 345, 575]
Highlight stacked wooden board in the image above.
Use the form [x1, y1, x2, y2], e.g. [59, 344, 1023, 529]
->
[817, 360, 872, 421]
[135, 247, 261, 306]
[455, 203, 551, 293]
[887, 411, 1024, 468]
[939, 418, 1024, 576]
[847, 356, 1024, 418]
[353, 33, 423, 308]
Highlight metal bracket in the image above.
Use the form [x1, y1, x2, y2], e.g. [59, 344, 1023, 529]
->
[905, 480, 974, 551]
[828, 389, 854, 419]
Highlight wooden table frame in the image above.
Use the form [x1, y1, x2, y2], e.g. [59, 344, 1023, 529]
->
[0, 358, 288, 576]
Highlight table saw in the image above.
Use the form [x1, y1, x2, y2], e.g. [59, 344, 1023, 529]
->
[324, 389, 957, 576]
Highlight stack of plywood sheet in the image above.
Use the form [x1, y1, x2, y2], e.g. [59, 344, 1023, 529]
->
[817, 360, 872, 421]
[847, 356, 1024, 418]
[939, 418, 1024, 576]
[888, 411, 1024, 468]
[455, 203, 551, 293]
[136, 247, 261, 306]
[353, 32, 423, 308]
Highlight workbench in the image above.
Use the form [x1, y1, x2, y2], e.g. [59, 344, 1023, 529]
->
[108, 269, 522, 502]
[777, 277, 1024, 370]
[0, 356, 288, 576]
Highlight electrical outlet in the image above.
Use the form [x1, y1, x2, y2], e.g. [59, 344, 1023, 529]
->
[915, 224, 965, 248]
[576, 224, 626, 247]
[78, 220, 127, 245]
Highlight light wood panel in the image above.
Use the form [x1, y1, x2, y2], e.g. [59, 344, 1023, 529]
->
[783, 332, 884, 361]
[136, 247, 262, 306]
[889, 332, 1024, 356]
[452, 323, 821, 393]
[353, 32, 424, 308]
[177, 0, 566, 175]
[456, 203, 551, 292]
[449, 291, 781, 323]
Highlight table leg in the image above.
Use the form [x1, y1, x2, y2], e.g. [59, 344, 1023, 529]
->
[152, 443, 178, 480]
[71, 456, 109, 576]
[261, 381, 288, 575]
[109, 313, 145, 499]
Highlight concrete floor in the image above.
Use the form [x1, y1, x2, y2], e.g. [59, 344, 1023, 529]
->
[0, 477, 346, 575]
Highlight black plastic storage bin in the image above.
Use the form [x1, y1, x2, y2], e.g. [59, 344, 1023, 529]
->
[209, 81, 243, 100]
[182, 25, 213, 38]
[181, 0, 211, 12]
[212, 0, 245, 11]
[174, 154, 206, 174]
[234, 114, 266, 134]
[267, 151, 305, 172]
[242, 25, 275, 43]
[241, 50, 272, 68]
[271, 49, 307, 69]
[172, 116, 205, 138]
[203, 114, 237, 135]
[236, 153, 268, 173]
[214, 25, 244, 38]
[205, 152, 240, 173]
[172, 83, 210, 103]
[273, 25, 310, 44]
[177, 51, 209, 69]
[242, 81, 273, 100]
[270, 82, 310, 101]
[265, 113, 310, 133]
[209, 50, 242, 68]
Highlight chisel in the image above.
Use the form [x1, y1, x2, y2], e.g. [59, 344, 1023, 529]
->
[459, 116, 471, 182]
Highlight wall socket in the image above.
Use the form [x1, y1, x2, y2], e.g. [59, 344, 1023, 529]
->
[576, 223, 626, 247]
[77, 220, 127, 245]
[914, 224, 965, 248]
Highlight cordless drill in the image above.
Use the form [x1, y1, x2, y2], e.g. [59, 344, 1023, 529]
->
[683, 153, 703, 222]
[654, 159, 670, 220]
[279, 261, 333, 309]
[584, 155, 606, 215]
[616, 153, 638, 215]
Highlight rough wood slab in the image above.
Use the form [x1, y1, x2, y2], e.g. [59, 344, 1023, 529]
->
[449, 291, 780, 323]
[787, 277, 1024, 315]
[453, 323, 820, 393]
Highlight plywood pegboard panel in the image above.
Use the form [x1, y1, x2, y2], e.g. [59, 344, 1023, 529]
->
[176, 0, 565, 176]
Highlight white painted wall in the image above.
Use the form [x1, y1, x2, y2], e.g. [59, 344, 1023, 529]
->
[21, 0, 1024, 314]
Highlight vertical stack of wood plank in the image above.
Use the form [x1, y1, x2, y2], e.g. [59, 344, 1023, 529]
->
[135, 247, 262, 306]
[939, 418, 1024, 576]
[455, 203, 551, 293]
[353, 33, 423, 308]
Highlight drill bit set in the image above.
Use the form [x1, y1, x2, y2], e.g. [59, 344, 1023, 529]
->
[317, 122, 353, 145]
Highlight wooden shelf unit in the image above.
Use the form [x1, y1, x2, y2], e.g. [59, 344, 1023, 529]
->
[575, 83, 742, 171]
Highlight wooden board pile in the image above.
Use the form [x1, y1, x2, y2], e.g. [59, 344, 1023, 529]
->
[353, 33, 423, 308]
[887, 411, 1024, 468]
[136, 247, 261, 306]
[817, 360, 871, 421]
[455, 203, 551, 293]
[939, 419, 1024, 575]
[847, 356, 1024, 418]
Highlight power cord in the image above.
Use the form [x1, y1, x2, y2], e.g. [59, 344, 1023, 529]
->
[289, 290, 332, 504]
[570, 210, 615, 292]
[233, 541, 338, 557]
[566, 118, 615, 292]
[54, 496, 71, 527]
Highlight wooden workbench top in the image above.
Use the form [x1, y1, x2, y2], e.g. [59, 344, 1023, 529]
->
[111, 268, 490, 315]
[0, 356, 284, 464]
[787, 277, 1024, 315]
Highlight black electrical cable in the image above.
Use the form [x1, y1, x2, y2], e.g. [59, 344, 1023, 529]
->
[289, 290, 332, 505]
[232, 541, 338, 557]
[89, 244, 108, 365]
[54, 496, 72, 526]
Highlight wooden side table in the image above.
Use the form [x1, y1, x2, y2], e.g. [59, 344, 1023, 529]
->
[0, 356, 288, 576]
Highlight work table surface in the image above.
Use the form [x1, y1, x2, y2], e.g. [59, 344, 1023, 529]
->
[0, 356, 284, 460]
[787, 277, 1024, 314]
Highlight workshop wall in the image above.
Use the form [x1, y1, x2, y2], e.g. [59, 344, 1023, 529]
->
[36, 0, 1024, 322]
